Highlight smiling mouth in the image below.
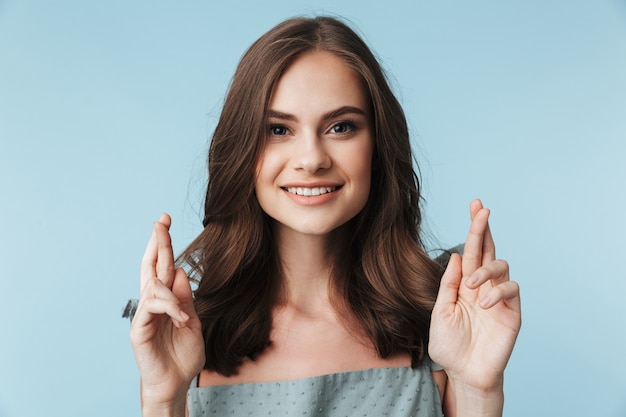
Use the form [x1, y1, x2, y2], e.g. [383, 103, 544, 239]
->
[282, 186, 340, 196]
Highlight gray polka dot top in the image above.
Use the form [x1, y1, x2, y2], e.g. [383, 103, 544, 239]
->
[187, 358, 444, 417]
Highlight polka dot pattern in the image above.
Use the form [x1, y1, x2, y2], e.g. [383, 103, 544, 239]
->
[188, 364, 443, 417]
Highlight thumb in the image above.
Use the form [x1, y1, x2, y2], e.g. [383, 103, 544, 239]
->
[172, 268, 197, 319]
[434, 253, 462, 310]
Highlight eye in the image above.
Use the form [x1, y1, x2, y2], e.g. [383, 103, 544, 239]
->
[329, 121, 356, 134]
[268, 124, 289, 136]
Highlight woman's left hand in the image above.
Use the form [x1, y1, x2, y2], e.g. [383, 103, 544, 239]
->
[429, 199, 521, 393]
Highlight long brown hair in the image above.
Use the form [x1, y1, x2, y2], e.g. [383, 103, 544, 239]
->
[177, 16, 443, 376]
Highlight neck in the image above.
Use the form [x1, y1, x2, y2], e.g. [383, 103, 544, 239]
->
[274, 224, 348, 317]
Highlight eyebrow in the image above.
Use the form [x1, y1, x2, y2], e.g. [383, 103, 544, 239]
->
[267, 106, 367, 122]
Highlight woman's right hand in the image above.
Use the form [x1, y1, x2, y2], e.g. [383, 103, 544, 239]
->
[130, 214, 205, 415]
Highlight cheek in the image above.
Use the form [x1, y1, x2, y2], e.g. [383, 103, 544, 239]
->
[354, 145, 374, 187]
[348, 150, 374, 206]
[254, 150, 270, 181]
[253, 159, 263, 188]
[253, 164, 262, 194]
[254, 149, 281, 189]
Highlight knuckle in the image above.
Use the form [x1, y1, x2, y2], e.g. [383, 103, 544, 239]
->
[490, 285, 503, 298]
[156, 264, 175, 274]
[144, 275, 157, 287]
[140, 277, 158, 296]
[474, 268, 486, 280]
[496, 259, 510, 270]
[141, 296, 164, 312]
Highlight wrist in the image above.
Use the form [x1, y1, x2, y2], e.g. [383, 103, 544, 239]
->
[141, 400, 186, 417]
[446, 375, 504, 417]
[140, 384, 188, 417]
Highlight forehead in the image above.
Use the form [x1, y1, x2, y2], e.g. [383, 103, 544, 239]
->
[269, 50, 370, 113]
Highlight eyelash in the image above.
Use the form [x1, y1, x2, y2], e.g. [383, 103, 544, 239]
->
[329, 121, 357, 135]
[267, 121, 358, 137]
[268, 124, 290, 136]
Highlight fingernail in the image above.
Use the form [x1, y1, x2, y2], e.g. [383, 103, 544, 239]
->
[480, 296, 491, 308]
[179, 310, 190, 321]
[467, 276, 478, 287]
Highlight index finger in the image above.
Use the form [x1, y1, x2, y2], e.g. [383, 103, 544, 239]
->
[470, 199, 496, 264]
[482, 220, 496, 264]
[140, 228, 157, 291]
[154, 214, 175, 288]
[139, 214, 174, 291]
[462, 201, 490, 277]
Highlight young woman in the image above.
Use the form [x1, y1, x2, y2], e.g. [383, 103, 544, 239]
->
[130, 16, 521, 417]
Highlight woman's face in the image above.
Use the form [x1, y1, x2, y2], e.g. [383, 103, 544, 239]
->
[254, 50, 374, 238]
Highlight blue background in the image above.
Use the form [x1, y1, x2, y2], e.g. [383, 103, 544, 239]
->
[1, 1, 625, 416]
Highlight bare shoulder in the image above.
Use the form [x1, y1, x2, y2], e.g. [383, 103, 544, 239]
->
[432, 370, 447, 402]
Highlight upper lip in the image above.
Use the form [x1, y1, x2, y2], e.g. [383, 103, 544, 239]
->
[280, 182, 343, 188]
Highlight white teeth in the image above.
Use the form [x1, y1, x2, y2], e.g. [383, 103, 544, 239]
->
[286, 186, 336, 196]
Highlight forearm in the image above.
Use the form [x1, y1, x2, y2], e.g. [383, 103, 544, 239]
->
[443, 376, 504, 417]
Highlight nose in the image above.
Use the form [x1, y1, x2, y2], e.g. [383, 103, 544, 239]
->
[292, 131, 331, 173]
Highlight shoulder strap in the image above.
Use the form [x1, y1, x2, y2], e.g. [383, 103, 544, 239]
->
[433, 244, 464, 268]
